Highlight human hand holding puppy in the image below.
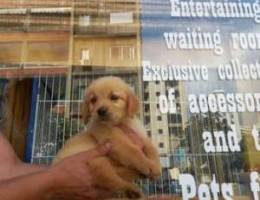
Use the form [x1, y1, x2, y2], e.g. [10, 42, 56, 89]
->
[49, 142, 113, 200]
[0, 135, 113, 200]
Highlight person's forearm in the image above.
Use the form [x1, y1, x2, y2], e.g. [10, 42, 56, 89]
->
[0, 170, 55, 200]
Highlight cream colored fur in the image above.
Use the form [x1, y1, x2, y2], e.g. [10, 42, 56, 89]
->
[53, 76, 161, 199]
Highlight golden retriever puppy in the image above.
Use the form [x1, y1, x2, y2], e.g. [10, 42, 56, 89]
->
[53, 76, 161, 199]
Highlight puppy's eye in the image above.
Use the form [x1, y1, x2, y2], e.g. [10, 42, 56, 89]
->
[110, 94, 119, 101]
[90, 96, 97, 104]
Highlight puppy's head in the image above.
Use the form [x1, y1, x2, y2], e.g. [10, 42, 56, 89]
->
[82, 76, 139, 125]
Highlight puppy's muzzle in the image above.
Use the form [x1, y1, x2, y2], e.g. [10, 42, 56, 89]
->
[97, 106, 108, 118]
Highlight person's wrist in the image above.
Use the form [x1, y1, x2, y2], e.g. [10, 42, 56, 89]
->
[43, 167, 62, 197]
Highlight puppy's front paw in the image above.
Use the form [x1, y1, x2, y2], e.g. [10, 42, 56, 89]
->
[137, 165, 151, 177]
[136, 162, 161, 179]
[149, 163, 161, 180]
[143, 161, 161, 180]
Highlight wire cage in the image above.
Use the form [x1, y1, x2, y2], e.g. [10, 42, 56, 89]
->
[0, 1, 256, 199]
[29, 69, 250, 197]
[29, 69, 181, 197]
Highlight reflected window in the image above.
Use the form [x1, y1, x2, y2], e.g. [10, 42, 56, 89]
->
[110, 12, 133, 24]
[145, 116, 150, 125]
[80, 49, 90, 65]
[144, 104, 150, 112]
[79, 16, 90, 26]
[109, 45, 135, 61]
[168, 114, 182, 124]
[159, 142, 164, 148]
[144, 93, 149, 101]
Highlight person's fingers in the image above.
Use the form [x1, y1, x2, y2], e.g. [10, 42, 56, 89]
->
[86, 142, 112, 160]
[75, 142, 112, 162]
[80, 187, 113, 199]
[94, 188, 114, 199]
[50, 187, 113, 200]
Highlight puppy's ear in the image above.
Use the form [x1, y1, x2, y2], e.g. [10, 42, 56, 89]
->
[127, 89, 139, 117]
[81, 93, 91, 124]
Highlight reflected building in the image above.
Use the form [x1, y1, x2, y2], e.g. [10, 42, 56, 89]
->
[0, 1, 71, 70]
[1, 0, 258, 198]
[183, 94, 246, 194]
[142, 80, 184, 168]
[0, 0, 185, 167]
[0, 0, 142, 161]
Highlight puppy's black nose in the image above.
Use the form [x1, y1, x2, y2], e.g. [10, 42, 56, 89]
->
[97, 106, 108, 117]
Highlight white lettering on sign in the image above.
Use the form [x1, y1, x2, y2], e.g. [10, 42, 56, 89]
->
[218, 59, 260, 80]
[169, 0, 260, 23]
[189, 92, 260, 113]
[159, 88, 177, 114]
[142, 60, 208, 81]
[231, 32, 260, 50]
[203, 125, 241, 153]
[179, 174, 233, 200]
[250, 172, 260, 200]
[178, 172, 260, 199]
[164, 28, 223, 55]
